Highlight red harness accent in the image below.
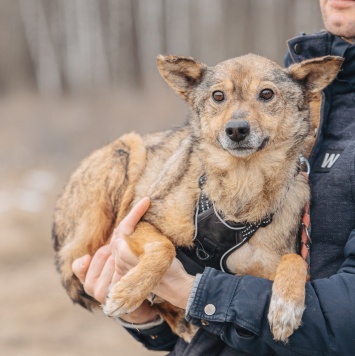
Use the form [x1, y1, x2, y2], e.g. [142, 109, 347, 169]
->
[300, 172, 311, 271]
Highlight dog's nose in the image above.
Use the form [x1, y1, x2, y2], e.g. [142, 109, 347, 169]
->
[225, 120, 250, 142]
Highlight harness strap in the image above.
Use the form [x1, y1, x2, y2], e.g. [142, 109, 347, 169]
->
[301, 202, 311, 270]
[176, 249, 205, 275]
[300, 179, 311, 271]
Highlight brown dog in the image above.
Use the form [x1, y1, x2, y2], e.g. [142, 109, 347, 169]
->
[53, 53, 342, 342]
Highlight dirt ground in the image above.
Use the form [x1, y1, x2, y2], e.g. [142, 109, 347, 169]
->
[0, 91, 187, 355]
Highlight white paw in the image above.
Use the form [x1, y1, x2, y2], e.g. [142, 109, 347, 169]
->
[102, 283, 143, 318]
[268, 292, 305, 342]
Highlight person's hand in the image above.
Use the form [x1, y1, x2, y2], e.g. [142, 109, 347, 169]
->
[111, 235, 194, 309]
[72, 197, 159, 324]
[111, 197, 195, 310]
[109, 197, 151, 270]
[72, 245, 118, 305]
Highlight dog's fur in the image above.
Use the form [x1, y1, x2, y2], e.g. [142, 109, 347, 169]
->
[53, 54, 342, 342]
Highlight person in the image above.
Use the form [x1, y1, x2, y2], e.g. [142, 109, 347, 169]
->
[72, 0, 355, 354]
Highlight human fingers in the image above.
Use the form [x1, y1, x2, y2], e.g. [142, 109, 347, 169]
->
[111, 197, 150, 250]
[112, 237, 139, 276]
[72, 254, 92, 284]
[83, 245, 111, 296]
[91, 255, 116, 304]
[111, 271, 121, 284]
[120, 197, 150, 235]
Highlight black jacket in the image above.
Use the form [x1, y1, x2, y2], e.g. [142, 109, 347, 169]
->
[126, 32, 355, 355]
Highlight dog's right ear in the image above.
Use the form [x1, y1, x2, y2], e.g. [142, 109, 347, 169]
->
[287, 56, 343, 94]
[157, 55, 206, 101]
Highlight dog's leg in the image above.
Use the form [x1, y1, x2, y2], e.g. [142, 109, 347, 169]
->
[103, 221, 176, 317]
[268, 253, 308, 343]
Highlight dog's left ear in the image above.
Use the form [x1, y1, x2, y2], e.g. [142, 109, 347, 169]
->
[157, 55, 207, 101]
[287, 56, 343, 94]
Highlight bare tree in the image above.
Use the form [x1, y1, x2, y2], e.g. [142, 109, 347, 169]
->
[2, 0, 323, 94]
[19, 0, 61, 95]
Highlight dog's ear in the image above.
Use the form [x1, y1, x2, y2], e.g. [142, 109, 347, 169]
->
[157, 55, 206, 101]
[287, 56, 343, 94]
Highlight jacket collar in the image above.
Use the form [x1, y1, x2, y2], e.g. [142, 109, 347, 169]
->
[286, 31, 355, 94]
[286, 31, 333, 63]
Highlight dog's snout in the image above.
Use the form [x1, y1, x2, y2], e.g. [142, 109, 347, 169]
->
[225, 120, 250, 142]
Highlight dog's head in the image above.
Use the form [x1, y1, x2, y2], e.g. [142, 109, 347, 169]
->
[157, 54, 342, 159]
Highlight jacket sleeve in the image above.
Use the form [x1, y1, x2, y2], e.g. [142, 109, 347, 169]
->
[123, 320, 179, 351]
[185, 229, 355, 355]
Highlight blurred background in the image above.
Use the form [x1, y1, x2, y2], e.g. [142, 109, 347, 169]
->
[0, 1, 323, 355]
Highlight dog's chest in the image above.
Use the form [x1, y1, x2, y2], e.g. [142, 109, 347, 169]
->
[178, 183, 278, 277]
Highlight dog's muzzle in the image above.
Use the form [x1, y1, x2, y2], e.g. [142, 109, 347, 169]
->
[218, 121, 266, 157]
[225, 119, 250, 142]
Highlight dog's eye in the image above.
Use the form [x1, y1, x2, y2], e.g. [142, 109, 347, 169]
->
[212, 90, 225, 102]
[259, 89, 274, 101]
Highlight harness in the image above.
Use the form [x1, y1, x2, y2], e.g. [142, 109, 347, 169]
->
[176, 175, 273, 275]
[176, 158, 312, 276]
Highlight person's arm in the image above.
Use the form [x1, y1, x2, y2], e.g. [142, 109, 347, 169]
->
[73, 248, 179, 351]
[183, 230, 355, 355]
[114, 221, 355, 355]
[87, 196, 355, 354]
[72, 198, 179, 351]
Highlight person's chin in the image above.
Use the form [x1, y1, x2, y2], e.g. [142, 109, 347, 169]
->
[324, 12, 355, 39]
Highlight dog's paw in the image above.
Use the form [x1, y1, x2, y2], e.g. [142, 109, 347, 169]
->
[268, 253, 307, 342]
[268, 292, 305, 343]
[102, 281, 147, 317]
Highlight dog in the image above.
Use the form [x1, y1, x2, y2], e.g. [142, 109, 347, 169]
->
[52, 53, 342, 343]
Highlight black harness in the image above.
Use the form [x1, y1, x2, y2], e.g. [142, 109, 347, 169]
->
[176, 176, 273, 275]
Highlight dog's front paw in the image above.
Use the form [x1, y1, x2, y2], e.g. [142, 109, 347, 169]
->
[102, 280, 148, 317]
[268, 253, 307, 342]
[268, 291, 305, 342]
